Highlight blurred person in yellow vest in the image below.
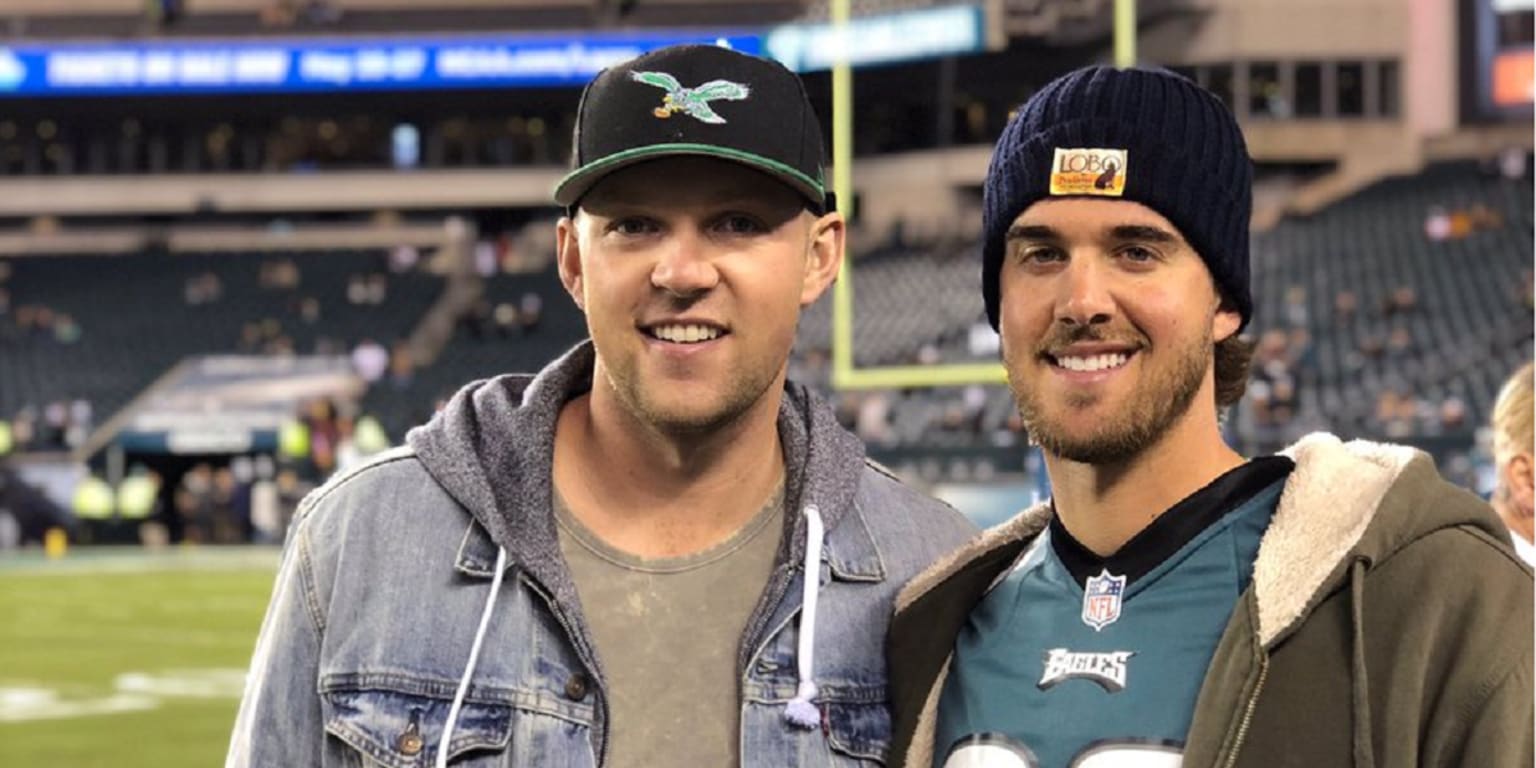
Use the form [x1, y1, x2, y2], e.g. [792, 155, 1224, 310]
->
[71, 471, 114, 543]
[0, 419, 12, 457]
[118, 465, 161, 522]
[335, 413, 390, 472]
[1491, 360, 1535, 565]
[353, 414, 389, 457]
[278, 416, 311, 471]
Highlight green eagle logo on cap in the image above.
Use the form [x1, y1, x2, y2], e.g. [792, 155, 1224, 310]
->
[630, 71, 751, 125]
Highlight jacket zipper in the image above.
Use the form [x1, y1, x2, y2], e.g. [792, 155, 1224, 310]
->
[1221, 652, 1269, 768]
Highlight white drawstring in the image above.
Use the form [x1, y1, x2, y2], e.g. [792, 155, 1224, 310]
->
[437, 546, 508, 768]
[783, 505, 824, 729]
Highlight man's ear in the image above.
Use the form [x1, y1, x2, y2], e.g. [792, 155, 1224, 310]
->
[1506, 452, 1535, 515]
[800, 211, 846, 306]
[1213, 298, 1242, 344]
[556, 215, 586, 312]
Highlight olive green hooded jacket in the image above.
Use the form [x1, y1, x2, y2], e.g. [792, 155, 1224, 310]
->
[889, 433, 1534, 767]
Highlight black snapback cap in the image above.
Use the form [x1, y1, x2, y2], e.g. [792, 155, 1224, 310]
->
[554, 44, 833, 213]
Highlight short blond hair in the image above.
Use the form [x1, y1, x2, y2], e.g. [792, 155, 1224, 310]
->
[1492, 360, 1534, 467]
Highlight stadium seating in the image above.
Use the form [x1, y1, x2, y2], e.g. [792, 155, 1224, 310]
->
[1245, 160, 1533, 449]
[362, 266, 587, 439]
[0, 248, 442, 432]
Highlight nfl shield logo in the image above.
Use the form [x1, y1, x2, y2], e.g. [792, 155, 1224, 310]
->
[1082, 569, 1126, 631]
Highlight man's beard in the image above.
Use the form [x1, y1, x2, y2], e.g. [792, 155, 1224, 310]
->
[1009, 324, 1212, 465]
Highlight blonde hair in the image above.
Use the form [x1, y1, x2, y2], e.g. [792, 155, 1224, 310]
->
[1492, 360, 1534, 467]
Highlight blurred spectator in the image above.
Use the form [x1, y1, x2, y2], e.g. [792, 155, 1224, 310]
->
[250, 456, 282, 544]
[855, 392, 895, 448]
[67, 399, 92, 448]
[278, 415, 312, 474]
[1439, 397, 1468, 433]
[304, 399, 341, 478]
[11, 408, 36, 452]
[1282, 285, 1308, 328]
[366, 273, 388, 305]
[275, 468, 311, 534]
[1491, 361, 1535, 564]
[299, 296, 322, 325]
[53, 313, 81, 344]
[1386, 325, 1413, 357]
[490, 302, 517, 339]
[390, 340, 415, 388]
[213, 466, 242, 543]
[474, 242, 498, 277]
[1382, 286, 1417, 318]
[519, 291, 544, 335]
[72, 470, 115, 544]
[177, 463, 217, 544]
[1498, 147, 1529, 180]
[260, 258, 302, 290]
[353, 413, 390, 456]
[344, 273, 389, 306]
[351, 338, 390, 383]
[390, 244, 420, 273]
[1467, 203, 1503, 231]
[302, 0, 343, 25]
[1359, 333, 1385, 361]
[1424, 206, 1452, 241]
[461, 298, 491, 341]
[313, 335, 346, 356]
[1333, 289, 1358, 324]
[239, 322, 264, 352]
[43, 400, 68, 449]
[184, 272, 224, 306]
[260, 0, 298, 27]
[145, 0, 185, 28]
[117, 465, 162, 543]
[1287, 328, 1314, 369]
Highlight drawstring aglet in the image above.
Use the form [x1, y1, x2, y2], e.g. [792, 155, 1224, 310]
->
[784, 680, 820, 729]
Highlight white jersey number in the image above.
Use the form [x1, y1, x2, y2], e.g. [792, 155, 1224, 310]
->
[943, 734, 1183, 768]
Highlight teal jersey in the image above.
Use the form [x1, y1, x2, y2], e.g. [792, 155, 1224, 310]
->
[935, 459, 1292, 768]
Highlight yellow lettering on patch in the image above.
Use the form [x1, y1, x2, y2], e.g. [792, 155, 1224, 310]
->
[1050, 148, 1128, 197]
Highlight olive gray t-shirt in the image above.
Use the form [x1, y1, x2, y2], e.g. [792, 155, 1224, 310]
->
[555, 484, 785, 768]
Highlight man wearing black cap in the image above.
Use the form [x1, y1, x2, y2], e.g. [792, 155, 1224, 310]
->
[885, 65, 1532, 767]
[229, 44, 974, 768]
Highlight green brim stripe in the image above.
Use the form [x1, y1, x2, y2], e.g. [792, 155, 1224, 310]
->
[554, 143, 825, 204]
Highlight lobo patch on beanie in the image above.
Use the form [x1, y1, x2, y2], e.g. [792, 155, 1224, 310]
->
[1050, 148, 1127, 196]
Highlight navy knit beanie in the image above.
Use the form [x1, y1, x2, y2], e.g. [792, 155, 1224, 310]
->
[981, 65, 1253, 330]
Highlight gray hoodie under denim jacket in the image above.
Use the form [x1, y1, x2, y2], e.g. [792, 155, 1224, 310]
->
[227, 342, 978, 767]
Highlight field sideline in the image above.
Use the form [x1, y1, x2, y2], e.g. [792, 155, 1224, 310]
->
[0, 547, 279, 767]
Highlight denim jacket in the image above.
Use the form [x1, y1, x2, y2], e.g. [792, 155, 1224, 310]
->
[228, 342, 977, 767]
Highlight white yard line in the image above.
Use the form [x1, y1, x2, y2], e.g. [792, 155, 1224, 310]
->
[0, 668, 249, 722]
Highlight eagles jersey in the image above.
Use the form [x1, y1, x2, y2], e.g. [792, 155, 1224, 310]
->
[935, 458, 1294, 768]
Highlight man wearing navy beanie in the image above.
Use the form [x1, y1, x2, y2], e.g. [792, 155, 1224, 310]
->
[888, 65, 1532, 768]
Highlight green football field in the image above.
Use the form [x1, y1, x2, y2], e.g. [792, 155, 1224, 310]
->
[0, 548, 280, 767]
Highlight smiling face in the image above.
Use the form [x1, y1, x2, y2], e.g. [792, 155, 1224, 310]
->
[556, 157, 843, 436]
[997, 198, 1241, 464]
